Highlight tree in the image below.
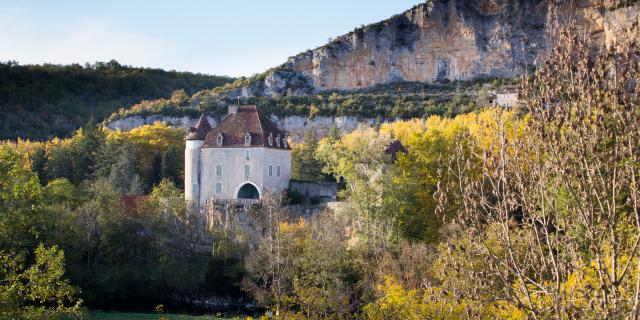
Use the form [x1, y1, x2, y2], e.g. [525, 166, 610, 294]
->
[44, 178, 80, 208]
[291, 130, 326, 182]
[128, 174, 144, 195]
[29, 147, 47, 184]
[70, 120, 104, 184]
[170, 89, 189, 106]
[149, 152, 163, 189]
[160, 145, 180, 187]
[0, 244, 84, 319]
[0, 146, 46, 252]
[108, 144, 138, 194]
[435, 29, 640, 318]
[45, 142, 74, 182]
[242, 192, 294, 311]
[316, 128, 394, 247]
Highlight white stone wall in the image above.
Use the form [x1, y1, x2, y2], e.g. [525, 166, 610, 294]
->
[199, 147, 291, 203]
[108, 115, 377, 143]
[496, 93, 519, 107]
[185, 140, 204, 203]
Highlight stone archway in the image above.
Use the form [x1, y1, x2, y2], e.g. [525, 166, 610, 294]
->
[236, 182, 260, 200]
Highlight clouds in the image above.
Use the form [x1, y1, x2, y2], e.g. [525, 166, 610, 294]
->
[0, 5, 178, 70]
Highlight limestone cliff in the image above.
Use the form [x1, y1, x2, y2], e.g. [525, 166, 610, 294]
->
[223, 0, 638, 97]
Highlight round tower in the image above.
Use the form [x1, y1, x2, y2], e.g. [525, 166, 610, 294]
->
[184, 113, 212, 205]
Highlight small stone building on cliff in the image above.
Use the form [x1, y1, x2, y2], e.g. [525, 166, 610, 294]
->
[185, 105, 292, 205]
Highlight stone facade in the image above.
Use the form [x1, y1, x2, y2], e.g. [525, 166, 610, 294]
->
[199, 147, 291, 203]
[495, 92, 519, 108]
[185, 106, 292, 205]
[289, 181, 339, 202]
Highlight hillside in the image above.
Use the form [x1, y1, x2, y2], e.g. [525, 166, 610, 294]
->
[105, 0, 638, 130]
[0, 60, 234, 140]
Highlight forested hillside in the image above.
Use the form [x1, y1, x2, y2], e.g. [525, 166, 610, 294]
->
[1, 25, 638, 319]
[0, 60, 234, 140]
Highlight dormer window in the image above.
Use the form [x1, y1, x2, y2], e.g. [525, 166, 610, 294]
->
[216, 133, 223, 146]
[283, 135, 288, 148]
[244, 133, 251, 145]
[275, 134, 281, 147]
[268, 133, 273, 146]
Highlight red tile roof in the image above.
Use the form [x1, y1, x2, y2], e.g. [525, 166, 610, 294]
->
[201, 105, 290, 149]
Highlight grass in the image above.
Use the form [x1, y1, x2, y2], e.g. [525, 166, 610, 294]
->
[88, 312, 236, 320]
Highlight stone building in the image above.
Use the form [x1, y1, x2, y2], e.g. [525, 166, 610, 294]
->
[495, 85, 520, 108]
[185, 105, 292, 205]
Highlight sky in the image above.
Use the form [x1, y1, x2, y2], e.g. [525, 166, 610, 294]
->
[0, 0, 424, 77]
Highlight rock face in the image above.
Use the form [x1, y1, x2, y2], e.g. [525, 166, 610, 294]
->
[224, 0, 638, 97]
[107, 115, 383, 143]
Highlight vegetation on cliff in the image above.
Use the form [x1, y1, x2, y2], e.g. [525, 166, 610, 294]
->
[108, 78, 515, 123]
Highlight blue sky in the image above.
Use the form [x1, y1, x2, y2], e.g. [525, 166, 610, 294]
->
[0, 0, 424, 77]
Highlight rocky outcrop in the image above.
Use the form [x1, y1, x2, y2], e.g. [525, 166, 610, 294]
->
[220, 1, 638, 97]
[107, 115, 385, 143]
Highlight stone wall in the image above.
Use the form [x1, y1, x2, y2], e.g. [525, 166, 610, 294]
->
[199, 147, 291, 203]
[107, 115, 382, 143]
[289, 180, 339, 202]
[496, 93, 519, 107]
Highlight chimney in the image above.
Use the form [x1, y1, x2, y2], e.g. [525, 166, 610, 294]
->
[228, 105, 238, 115]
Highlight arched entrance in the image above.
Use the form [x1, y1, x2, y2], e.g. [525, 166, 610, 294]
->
[237, 183, 260, 199]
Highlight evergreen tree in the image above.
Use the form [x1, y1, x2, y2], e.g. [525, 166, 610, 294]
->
[93, 140, 121, 179]
[30, 148, 47, 184]
[128, 174, 144, 195]
[160, 146, 179, 186]
[108, 144, 138, 194]
[46, 145, 73, 183]
[71, 120, 104, 184]
[291, 130, 326, 182]
[149, 153, 162, 189]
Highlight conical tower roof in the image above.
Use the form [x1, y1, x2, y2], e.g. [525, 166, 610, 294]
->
[185, 113, 213, 140]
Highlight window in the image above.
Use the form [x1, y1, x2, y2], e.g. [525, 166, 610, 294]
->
[217, 133, 223, 146]
[192, 183, 199, 194]
[283, 136, 288, 148]
[216, 164, 222, 177]
[268, 133, 273, 146]
[224, 151, 230, 159]
[244, 133, 251, 145]
[269, 165, 273, 177]
[244, 165, 250, 178]
[277, 166, 281, 177]
[276, 134, 281, 147]
[215, 182, 222, 194]
[245, 150, 250, 160]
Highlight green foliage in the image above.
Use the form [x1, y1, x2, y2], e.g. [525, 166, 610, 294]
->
[0, 146, 46, 251]
[160, 146, 181, 187]
[0, 244, 84, 319]
[109, 80, 498, 122]
[291, 130, 328, 182]
[108, 144, 140, 194]
[316, 127, 395, 246]
[44, 178, 80, 208]
[0, 60, 234, 140]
